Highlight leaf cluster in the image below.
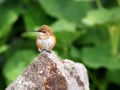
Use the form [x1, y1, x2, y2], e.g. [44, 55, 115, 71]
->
[0, 0, 120, 90]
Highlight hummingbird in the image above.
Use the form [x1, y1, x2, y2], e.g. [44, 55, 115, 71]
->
[36, 25, 56, 52]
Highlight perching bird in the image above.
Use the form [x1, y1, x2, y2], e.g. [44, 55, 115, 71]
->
[36, 25, 56, 52]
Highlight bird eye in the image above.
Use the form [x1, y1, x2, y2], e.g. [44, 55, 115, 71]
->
[43, 31, 46, 33]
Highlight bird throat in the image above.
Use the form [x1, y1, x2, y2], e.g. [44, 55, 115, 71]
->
[38, 33, 51, 40]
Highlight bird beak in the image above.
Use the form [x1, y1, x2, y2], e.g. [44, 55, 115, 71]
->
[29, 30, 38, 32]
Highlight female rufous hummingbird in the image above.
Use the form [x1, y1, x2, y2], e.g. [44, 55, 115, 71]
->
[36, 25, 56, 52]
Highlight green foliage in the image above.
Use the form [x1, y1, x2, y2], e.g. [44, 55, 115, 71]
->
[82, 46, 120, 69]
[82, 9, 112, 26]
[0, 5, 19, 44]
[23, 2, 52, 31]
[0, 0, 120, 90]
[39, 0, 92, 24]
[3, 49, 37, 84]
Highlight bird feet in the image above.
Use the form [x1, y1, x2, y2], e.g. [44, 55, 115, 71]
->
[41, 49, 51, 53]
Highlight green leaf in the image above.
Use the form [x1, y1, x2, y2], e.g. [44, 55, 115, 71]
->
[51, 19, 81, 46]
[76, 27, 109, 46]
[82, 46, 120, 69]
[55, 31, 82, 47]
[54, 31, 83, 58]
[4, 39, 37, 58]
[107, 70, 120, 85]
[111, 7, 120, 22]
[51, 19, 76, 32]
[3, 49, 37, 84]
[70, 46, 82, 61]
[38, 0, 91, 24]
[82, 9, 112, 26]
[51, 19, 83, 58]
[0, 0, 5, 4]
[0, 5, 19, 43]
[23, 2, 52, 31]
[0, 44, 8, 53]
[22, 32, 37, 40]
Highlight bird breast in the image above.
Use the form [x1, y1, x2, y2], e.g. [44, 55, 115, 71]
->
[37, 36, 55, 50]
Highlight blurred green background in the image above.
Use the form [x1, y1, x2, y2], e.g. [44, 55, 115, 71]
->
[0, 0, 120, 90]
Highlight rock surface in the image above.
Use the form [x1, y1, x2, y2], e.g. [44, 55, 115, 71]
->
[6, 51, 89, 90]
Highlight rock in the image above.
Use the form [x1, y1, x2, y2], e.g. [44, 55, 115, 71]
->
[6, 51, 89, 90]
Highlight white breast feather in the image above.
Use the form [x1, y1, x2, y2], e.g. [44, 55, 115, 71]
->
[38, 36, 54, 50]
